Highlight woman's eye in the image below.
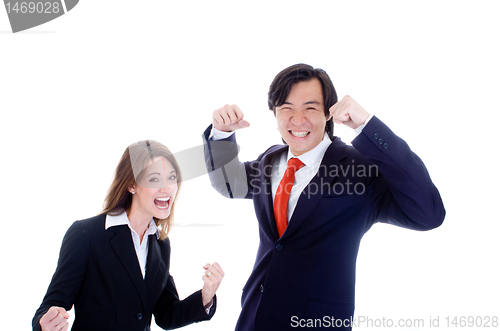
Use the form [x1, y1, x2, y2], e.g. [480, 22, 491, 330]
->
[149, 178, 159, 182]
[168, 175, 177, 181]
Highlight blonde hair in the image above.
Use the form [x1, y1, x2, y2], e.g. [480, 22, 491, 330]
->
[102, 140, 182, 240]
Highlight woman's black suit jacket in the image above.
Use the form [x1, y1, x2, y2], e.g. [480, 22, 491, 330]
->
[32, 214, 215, 331]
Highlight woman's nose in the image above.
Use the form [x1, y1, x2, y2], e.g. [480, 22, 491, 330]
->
[159, 179, 171, 193]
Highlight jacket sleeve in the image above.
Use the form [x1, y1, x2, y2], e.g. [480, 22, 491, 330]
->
[153, 271, 216, 329]
[352, 116, 445, 230]
[202, 124, 253, 199]
[32, 221, 90, 331]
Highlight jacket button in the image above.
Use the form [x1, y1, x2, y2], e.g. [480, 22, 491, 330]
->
[383, 142, 389, 149]
[373, 133, 379, 139]
[137, 313, 143, 320]
[260, 285, 264, 292]
[378, 138, 384, 144]
[276, 244, 282, 250]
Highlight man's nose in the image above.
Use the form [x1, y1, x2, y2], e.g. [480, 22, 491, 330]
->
[290, 111, 306, 126]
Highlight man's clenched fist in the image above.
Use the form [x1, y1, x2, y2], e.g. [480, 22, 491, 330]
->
[212, 104, 250, 132]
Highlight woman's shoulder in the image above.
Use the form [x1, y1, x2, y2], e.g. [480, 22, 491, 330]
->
[59, 215, 106, 250]
[68, 214, 107, 234]
[77, 213, 106, 226]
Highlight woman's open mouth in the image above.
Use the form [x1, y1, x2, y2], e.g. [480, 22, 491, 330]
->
[154, 197, 170, 209]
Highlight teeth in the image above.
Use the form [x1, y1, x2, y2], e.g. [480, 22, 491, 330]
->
[291, 131, 309, 138]
[155, 197, 170, 209]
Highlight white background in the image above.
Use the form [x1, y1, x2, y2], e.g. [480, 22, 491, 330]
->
[1, 1, 499, 330]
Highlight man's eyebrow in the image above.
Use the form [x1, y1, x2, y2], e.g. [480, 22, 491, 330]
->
[281, 100, 320, 105]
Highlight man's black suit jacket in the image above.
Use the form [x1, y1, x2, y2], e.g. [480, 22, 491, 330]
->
[32, 214, 215, 331]
[203, 116, 445, 331]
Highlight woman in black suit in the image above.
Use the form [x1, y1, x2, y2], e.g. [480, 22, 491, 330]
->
[33, 140, 224, 331]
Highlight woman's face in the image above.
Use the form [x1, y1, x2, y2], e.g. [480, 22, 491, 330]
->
[132, 157, 178, 220]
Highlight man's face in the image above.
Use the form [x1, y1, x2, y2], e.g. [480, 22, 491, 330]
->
[275, 78, 330, 156]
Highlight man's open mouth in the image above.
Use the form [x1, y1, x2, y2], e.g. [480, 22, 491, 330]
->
[290, 130, 310, 138]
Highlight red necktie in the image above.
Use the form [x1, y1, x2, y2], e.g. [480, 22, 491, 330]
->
[274, 158, 305, 237]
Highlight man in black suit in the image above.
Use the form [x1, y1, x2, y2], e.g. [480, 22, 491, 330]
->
[203, 63, 445, 330]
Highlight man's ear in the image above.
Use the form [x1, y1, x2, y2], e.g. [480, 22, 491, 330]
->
[325, 118, 335, 140]
[325, 103, 333, 121]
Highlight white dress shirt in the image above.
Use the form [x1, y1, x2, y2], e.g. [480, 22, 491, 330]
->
[105, 212, 158, 279]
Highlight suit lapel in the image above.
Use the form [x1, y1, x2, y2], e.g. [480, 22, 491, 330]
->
[108, 225, 148, 309]
[145, 235, 160, 294]
[145, 235, 170, 311]
[281, 138, 347, 240]
[259, 145, 288, 239]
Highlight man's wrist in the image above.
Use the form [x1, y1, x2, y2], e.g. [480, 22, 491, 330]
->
[209, 125, 235, 140]
[353, 114, 374, 136]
